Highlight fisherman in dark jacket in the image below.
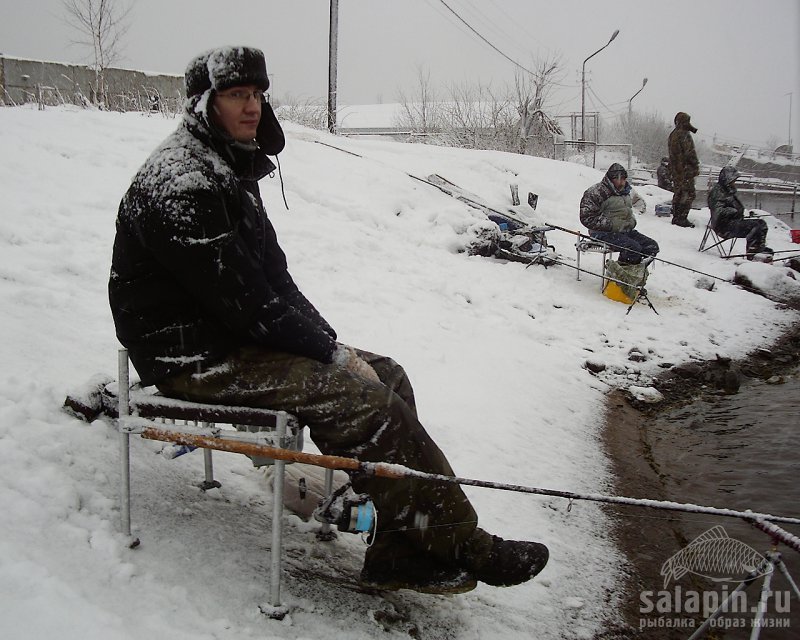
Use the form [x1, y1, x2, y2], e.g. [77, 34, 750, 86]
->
[580, 163, 659, 265]
[109, 46, 547, 594]
[668, 112, 699, 227]
[708, 165, 771, 257]
[656, 157, 673, 191]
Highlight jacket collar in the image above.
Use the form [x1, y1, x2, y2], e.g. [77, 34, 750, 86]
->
[183, 104, 276, 181]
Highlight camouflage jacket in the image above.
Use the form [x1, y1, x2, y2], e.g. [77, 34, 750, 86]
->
[668, 119, 699, 183]
[580, 176, 636, 233]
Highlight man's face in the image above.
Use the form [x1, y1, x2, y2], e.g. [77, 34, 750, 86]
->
[611, 175, 627, 191]
[211, 84, 263, 142]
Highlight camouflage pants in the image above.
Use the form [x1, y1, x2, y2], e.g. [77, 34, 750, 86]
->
[157, 345, 478, 564]
[718, 217, 768, 252]
[671, 177, 696, 223]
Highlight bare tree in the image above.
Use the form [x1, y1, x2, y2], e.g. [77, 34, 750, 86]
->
[275, 96, 328, 130]
[511, 54, 564, 156]
[439, 81, 504, 149]
[393, 56, 563, 156]
[63, 0, 131, 107]
[394, 64, 441, 137]
[608, 109, 670, 166]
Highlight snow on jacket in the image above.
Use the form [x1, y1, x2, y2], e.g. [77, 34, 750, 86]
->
[668, 112, 699, 184]
[579, 171, 636, 233]
[109, 113, 337, 386]
[708, 165, 745, 235]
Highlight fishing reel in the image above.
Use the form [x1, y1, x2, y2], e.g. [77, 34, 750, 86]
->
[313, 483, 377, 543]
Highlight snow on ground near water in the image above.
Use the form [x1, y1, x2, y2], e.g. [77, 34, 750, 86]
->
[1, 105, 798, 640]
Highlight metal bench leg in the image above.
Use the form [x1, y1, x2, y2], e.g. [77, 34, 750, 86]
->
[316, 468, 336, 541]
[265, 414, 288, 617]
[198, 423, 222, 491]
[601, 249, 610, 291]
[117, 349, 139, 548]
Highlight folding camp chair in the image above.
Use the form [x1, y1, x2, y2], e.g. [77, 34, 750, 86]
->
[699, 221, 737, 257]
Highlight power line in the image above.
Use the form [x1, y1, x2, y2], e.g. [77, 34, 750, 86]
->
[460, 0, 532, 60]
[421, 0, 485, 55]
[437, 0, 539, 76]
[587, 83, 625, 117]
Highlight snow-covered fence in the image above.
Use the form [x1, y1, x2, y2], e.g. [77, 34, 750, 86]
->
[0, 55, 184, 113]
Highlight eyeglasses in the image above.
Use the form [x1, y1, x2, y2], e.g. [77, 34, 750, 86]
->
[216, 89, 265, 103]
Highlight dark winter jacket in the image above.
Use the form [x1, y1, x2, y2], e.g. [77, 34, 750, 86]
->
[579, 164, 636, 233]
[708, 166, 745, 235]
[668, 112, 699, 185]
[109, 112, 337, 386]
[656, 158, 673, 191]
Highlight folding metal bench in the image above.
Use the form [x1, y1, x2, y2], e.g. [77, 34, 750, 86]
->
[109, 348, 333, 619]
[575, 235, 616, 290]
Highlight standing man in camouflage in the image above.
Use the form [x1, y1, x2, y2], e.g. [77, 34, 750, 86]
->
[668, 112, 699, 228]
[109, 46, 548, 595]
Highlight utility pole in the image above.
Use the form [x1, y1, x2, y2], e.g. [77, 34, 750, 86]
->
[786, 92, 793, 149]
[581, 29, 619, 142]
[327, 0, 339, 134]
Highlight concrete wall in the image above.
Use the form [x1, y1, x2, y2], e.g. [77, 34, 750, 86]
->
[0, 55, 185, 113]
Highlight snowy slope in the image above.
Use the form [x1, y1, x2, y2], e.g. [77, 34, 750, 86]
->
[0, 105, 798, 640]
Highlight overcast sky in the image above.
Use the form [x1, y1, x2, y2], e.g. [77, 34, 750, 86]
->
[2, 0, 798, 149]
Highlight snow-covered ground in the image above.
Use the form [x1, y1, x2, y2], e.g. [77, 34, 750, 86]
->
[1, 105, 798, 639]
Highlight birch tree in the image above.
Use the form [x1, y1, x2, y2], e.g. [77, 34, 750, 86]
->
[63, 0, 131, 107]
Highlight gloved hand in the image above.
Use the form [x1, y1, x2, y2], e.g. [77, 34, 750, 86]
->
[333, 344, 381, 383]
[610, 216, 635, 232]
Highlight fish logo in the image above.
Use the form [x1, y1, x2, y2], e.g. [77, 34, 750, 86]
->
[660, 526, 772, 588]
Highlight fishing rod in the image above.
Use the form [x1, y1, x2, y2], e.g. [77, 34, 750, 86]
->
[312, 141, 791, 285]
[138, 423, 800, 544]
[312, 139, 535, 228]
[518, 251, 645, 294]
[539, 255, 657, 314]
[723, 249, 800, 260]
[545, 222, 737, 285]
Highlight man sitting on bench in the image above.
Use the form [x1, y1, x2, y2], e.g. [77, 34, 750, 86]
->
[579, 163, 659, 266]
[708, 166, 773, 259]
[108, 46, 547, 595]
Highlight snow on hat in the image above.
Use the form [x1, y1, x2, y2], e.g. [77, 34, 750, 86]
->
[183, 46, 285, 156]
[185, 46, 270, 98]
[606, 163, 628, 179]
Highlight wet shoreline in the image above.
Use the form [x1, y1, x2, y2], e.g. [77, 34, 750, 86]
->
[599, 322, 800, 639]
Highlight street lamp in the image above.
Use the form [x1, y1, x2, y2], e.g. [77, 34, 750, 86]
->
[627, 77, 648, 122]
[581, 29, 619, 141]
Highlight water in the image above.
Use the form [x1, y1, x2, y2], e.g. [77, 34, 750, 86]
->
[647, 369, 800, 638]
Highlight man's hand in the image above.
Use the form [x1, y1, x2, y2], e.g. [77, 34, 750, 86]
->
[333, 344, 381, 383]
